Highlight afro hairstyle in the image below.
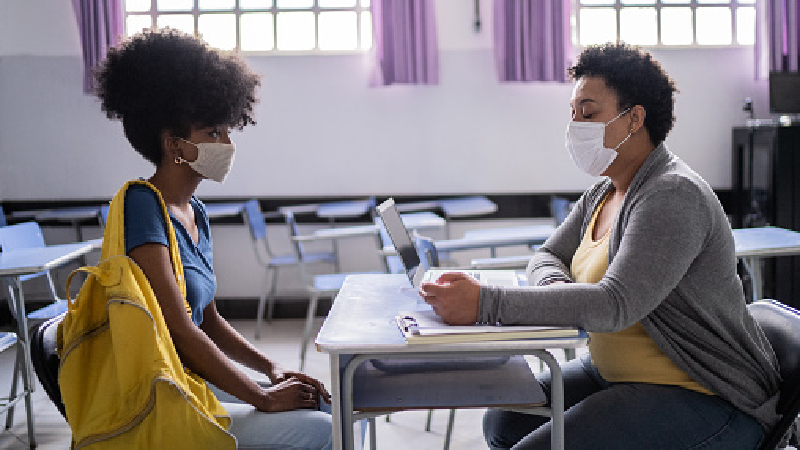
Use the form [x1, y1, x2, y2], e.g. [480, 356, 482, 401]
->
[95, 28, 261, 166]
[568, 43, 677, 145]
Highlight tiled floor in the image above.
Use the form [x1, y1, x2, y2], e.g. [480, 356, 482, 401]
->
[0, 318, 575, 450]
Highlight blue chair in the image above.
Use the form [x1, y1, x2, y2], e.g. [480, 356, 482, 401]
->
[550, 195, 573, 226]
[0, 222, 68, 321]
[243, 200, 337, 339]
[0, 205, 7, 227]
[282, 210, 384, 370]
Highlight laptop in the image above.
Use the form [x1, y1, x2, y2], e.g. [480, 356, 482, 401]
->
[375, 198, 524, 289]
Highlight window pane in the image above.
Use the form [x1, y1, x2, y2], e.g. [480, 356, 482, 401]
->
[696, 7, 731, 45]
[621, 0, 654, 4]
[580, 0, 614, 5]
[361, 0, 370, 6]
[361, 10, 372, 50]
[319, 11, 357, 50]
[661, 7, 693, 45]
[157, 14, 195, 34]
[579, 9, 617, 46]
[661, 0, 690, 3]
[277, 0, 313, 7]
[241, 0, 273, 8]
[736, 6, 755, 45]
[157, 0, 192, 11]
[697, 0, 728, 4]
[126, 0, 151, 13]
[241, 12, 274, 51]
[199, 0, 235, 10]
[620, 7, 657, 45]
[738, 0, 756, 4]
[126, 15, 153, 36]
[276, 12, 315, 50]
[319, 0, 357, 7]
[198, 13, 236, 50]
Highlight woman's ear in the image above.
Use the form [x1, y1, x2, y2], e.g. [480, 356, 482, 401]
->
[160, 129, 183, 163]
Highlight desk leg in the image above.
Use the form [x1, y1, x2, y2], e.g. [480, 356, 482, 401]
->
[8, 278, 37, 448]
[741, 257, 762, 302]
[537, 350, 564, 450]
[330, 354, 344, 450]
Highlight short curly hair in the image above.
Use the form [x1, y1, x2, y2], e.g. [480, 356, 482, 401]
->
[568, 43, 677, 145]
[95, 28, 260, 166]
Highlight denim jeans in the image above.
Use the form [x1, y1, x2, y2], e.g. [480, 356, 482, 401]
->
[210, 382, 334, 450]
[483, 354, 765, 450]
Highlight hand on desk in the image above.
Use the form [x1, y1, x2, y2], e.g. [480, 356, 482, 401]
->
[419, 272, 480, 325]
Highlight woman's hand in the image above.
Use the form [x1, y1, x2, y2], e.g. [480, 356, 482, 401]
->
[268, 366, 331, 404]
[257, 377, 321, 412]
[419, 272, 481, 325]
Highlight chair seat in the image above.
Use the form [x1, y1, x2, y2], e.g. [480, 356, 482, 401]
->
[269, 251, 336, 267]
[312, 271, 383, 292]
[0, 332, 17, 353]
[27, 300, 68, 320]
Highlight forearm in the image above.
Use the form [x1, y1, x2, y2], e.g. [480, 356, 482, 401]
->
[200, 302, 276, 378]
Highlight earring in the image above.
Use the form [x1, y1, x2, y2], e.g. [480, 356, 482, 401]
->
[174, 156, 184, 165]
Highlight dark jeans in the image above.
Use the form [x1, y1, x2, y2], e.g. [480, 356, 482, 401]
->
[483, 354, 764, 450]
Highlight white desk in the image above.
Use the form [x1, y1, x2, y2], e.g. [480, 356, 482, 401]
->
[296, 212, 446, 243]
[11, 206, 103, 244]
[733, 227, 800, 302]
[394, 196, 498, 239]
[0, 242, 95, 448]
[316, 274, 587, 450]
[203, 201, 246, 219]
[316, 199, 375, 220]
[439, 224, 556, 258]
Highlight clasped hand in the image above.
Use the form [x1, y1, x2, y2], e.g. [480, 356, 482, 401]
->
[259, 368, 331, 413]
[419, 272, 481, 325]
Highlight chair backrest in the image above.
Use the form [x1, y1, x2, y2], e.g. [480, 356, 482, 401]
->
[748, 300, 800, 450]
[243, 199, 267, 242]
[30, 312, 68, 421]
[281, 210, 306, 259]
[98, 204, 110, 229]
[0, 205, 7, 227]
[0, 221, 46, 251]
[414, 234, 440, 269]
[550, 196, 572, 226]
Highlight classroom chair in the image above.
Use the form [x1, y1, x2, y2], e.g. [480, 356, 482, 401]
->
[283, 210, 384, 371]
[0, 330, 31, 437]
[243, 200, 338, 339]
[0, 222, 69, 322]
[0, 206, 7, 227]
[748, 300, 800, 449]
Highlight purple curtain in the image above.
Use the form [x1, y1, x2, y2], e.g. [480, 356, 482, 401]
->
[72, 0, 124, 93]
[370, 0, 439, 86]
[493, 0, 571, 83]
[756, 0, 800, 78]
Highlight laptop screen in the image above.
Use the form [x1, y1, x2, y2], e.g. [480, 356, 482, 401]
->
[376, 198, 421, 285]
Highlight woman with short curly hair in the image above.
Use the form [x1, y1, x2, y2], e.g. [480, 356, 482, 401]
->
[421, 43, 781, 449]
[94, 28, 334, 449]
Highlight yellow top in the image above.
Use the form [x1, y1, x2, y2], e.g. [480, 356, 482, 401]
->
[571, 195, 712, 395]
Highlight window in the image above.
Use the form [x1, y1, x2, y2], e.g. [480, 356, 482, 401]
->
[576, 0, 756, 47]
[124, 0, 373, 52]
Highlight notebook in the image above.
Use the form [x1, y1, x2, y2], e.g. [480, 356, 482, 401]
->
[396, 309, 581, 345]
[375, 198, 523, 289]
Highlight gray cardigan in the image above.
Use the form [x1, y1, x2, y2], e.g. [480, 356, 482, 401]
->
[478, 143, 781, 429]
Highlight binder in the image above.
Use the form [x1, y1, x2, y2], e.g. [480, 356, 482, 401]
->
[395, 309, 580, 344]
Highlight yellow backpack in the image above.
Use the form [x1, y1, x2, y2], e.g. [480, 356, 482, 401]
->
[57, 180, 236, 449]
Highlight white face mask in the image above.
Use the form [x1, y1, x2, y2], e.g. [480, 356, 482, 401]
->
[565, 108, 632, 176]
[176, 138, 236, 183]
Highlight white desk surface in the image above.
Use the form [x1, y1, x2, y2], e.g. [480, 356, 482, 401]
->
[316, 199, 374, 219]
[11, 206, 102, 222]
[316, 274, 586, 354]
[203, 201, 246, 219]
[436, 224, 556, 253]
[297, 212, 445, 243]
[438, 196, 498, 217]
[0, 242, 95, 277]
[733, 227, 800, 258]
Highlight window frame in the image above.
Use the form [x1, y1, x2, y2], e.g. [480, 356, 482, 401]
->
[573, 0, 757, 49]
[124, 0, 373, 55]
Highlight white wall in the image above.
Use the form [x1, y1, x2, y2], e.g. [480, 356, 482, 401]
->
[0, 0, 777, 301]
[0, 0, 775, 202]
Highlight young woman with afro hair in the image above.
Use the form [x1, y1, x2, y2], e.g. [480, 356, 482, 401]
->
[94, 28, 336, 449]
